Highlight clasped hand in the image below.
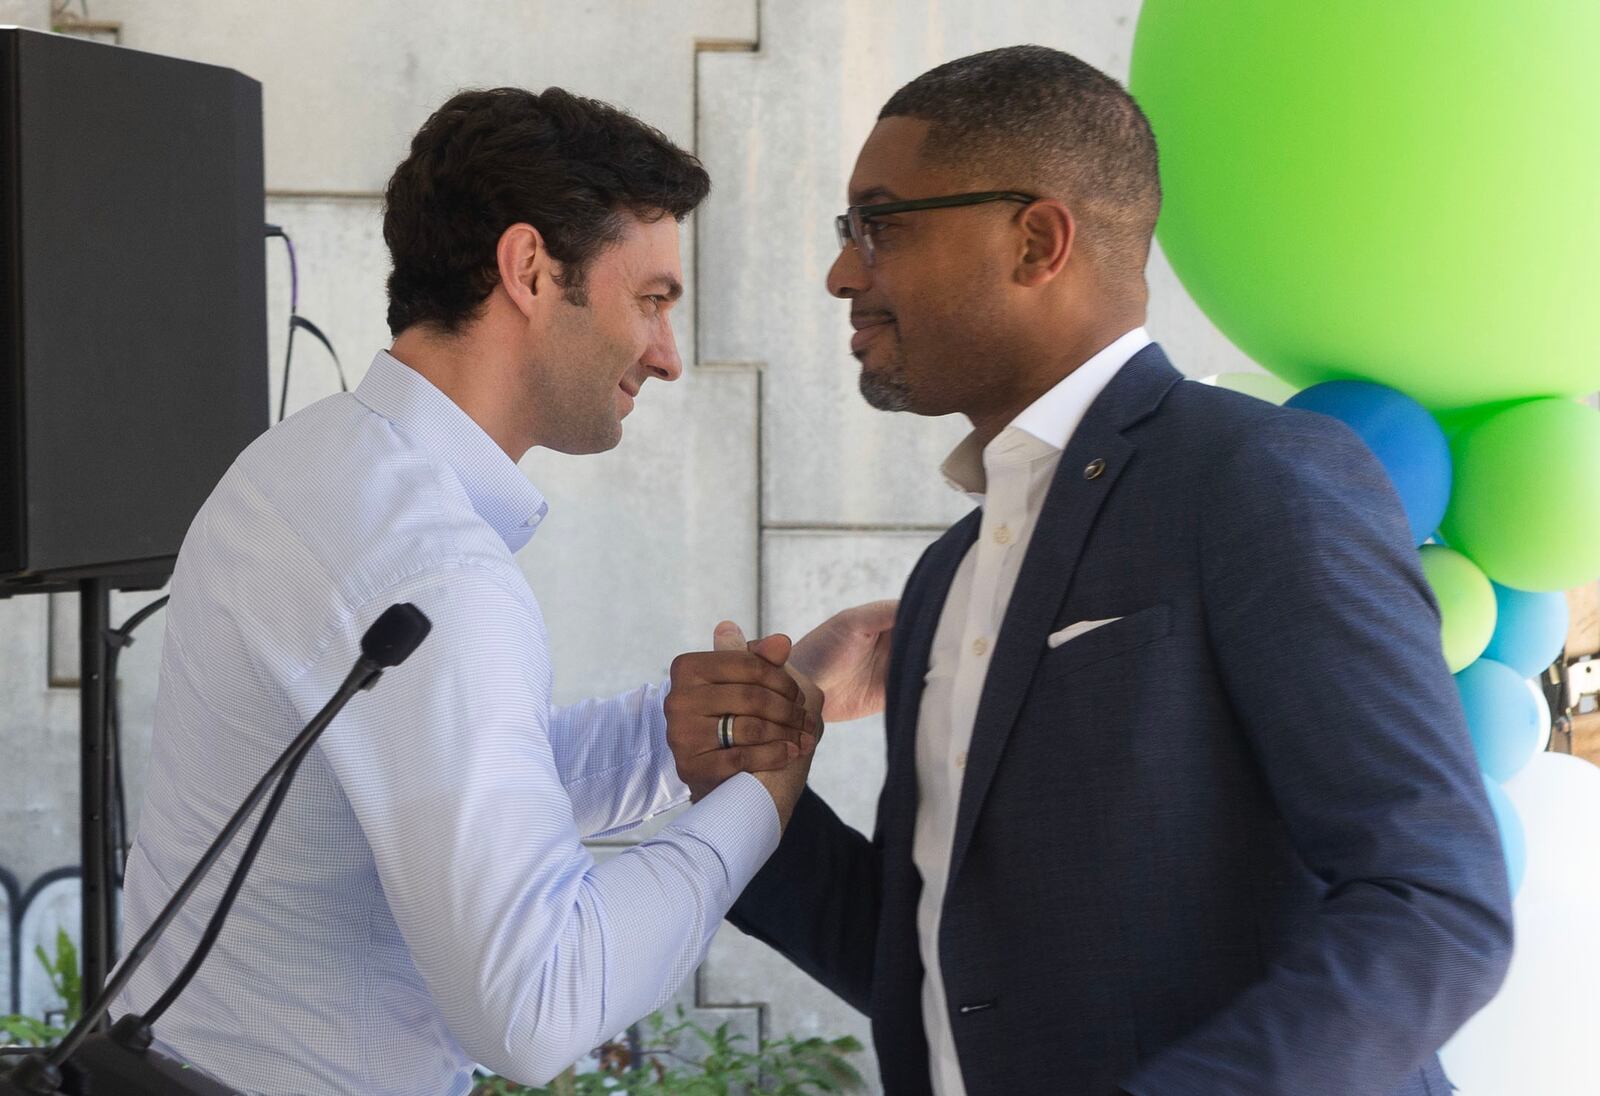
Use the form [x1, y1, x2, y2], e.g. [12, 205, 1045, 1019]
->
[665, 600, 897, 830]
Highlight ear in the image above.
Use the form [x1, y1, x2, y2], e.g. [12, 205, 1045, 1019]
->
[496, 223, 552, 319]
[1014, 199, 1075, 287]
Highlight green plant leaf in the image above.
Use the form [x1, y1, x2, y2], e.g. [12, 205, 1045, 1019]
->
[473, 1008, 865, 1094]
[1, 1011, 66, 1047]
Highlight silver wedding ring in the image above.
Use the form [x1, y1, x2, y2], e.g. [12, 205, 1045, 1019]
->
[717, 713, 735, 750]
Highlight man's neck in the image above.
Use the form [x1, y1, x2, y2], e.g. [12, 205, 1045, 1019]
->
[965, 313, 1145, 448]
[389, 327, 530, 462]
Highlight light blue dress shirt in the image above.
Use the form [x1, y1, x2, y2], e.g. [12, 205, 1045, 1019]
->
[113, 350, 781, 1094]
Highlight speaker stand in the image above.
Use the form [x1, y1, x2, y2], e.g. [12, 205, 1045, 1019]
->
[77, 576, 114, 1011]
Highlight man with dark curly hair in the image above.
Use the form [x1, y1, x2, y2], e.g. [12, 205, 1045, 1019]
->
[112, 87, 886, 1094]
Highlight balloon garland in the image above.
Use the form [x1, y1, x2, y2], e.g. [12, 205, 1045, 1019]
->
[1133, 5, 1600, 1092]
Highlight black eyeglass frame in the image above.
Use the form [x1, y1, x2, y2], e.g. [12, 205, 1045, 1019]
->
[834, 190, 1038, 266]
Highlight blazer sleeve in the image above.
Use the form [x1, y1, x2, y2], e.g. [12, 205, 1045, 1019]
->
[726, 786, 882, 1014]
[1125, 414, 1514, 1095]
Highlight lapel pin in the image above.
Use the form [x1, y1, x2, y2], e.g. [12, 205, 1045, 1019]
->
[1083, 458, 1107, 480]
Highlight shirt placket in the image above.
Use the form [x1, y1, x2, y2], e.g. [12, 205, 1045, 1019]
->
[949, 454, 1028, 770]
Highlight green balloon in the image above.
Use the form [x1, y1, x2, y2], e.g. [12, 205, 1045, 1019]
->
[1130, 3, 1600, 410]
[1203, 372, 1298, 405]
[1433, 400, 1519, 439]
[1419, 545, 1496, 672]
[1439, 398, 1600, 591]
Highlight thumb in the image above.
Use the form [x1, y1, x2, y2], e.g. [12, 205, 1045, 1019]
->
[713, 620, 748, 652]
[748, 632, 793, 667]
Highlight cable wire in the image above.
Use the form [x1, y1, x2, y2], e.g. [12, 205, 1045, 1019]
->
[267, 225, 346, 423]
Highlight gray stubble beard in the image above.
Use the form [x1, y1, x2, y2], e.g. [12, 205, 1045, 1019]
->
[858, 359, 914, 412]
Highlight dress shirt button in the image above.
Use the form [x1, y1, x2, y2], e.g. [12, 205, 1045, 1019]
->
[971, 637, 989, 657]
[992, 524, 1013, 545]
[955, 751, 968, 770]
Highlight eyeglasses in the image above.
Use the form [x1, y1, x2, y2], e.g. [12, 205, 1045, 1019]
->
[834, 190, 1038, 267]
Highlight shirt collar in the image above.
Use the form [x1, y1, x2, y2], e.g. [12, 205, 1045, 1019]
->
[353, 350, 549, 553]
[940, 326, 1151, 499]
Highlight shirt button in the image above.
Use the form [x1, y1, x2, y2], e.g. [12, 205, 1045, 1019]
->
[971, 637, 989, 657]
[993, 524, 1012, 545]
[955, 751, 968, 770]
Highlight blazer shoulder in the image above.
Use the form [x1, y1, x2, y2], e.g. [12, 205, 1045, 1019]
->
[1156, 377, 1372, 471]
[1157, 379, 1408, 549]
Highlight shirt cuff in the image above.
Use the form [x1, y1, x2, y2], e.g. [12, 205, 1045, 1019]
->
[666, 772, 782, 901]
[650, 676, 692, 803]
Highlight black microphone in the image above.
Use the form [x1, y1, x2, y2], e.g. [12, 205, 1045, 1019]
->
[1, 603, 432, 1096]
[359, 601, 432, 668]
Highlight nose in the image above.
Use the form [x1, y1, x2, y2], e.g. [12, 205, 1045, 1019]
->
[826, 243, 870, 300]
[644, 314, 683, 383]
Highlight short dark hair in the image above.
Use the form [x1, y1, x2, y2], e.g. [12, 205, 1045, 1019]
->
[880, 45, 1161, 282]
[383, 86, 710, 335]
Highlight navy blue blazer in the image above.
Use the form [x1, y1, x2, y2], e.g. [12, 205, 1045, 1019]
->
[730, 345, 1512, 1095]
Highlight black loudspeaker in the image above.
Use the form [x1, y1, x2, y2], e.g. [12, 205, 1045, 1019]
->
[0, 28, 267, 592]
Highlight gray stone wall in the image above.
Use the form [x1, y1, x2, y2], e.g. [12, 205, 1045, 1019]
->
[0, 1, 1260, 1086]
[0, 1, 48, 31]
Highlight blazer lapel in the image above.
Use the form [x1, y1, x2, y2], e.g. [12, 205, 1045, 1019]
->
[883, 511, 981, 823]
[946, 347, 1183, 886]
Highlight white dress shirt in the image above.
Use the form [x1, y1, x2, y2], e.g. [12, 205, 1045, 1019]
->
[114, 350, 780, 1095]
[914, 328, 1151, 1095]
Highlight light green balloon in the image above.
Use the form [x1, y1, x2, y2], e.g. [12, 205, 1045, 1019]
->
[1419, 545, 1496, 672]
[1439, 398, 1600, 591]
[1131, 2, 1600, 410]
[1201, 372, 1298, 405]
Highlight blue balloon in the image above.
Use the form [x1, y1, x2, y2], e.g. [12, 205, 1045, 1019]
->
[1482, 775, 1526, 897]
[1482, 582, 1569, 678]
[1456, 658, 1544, 781]
[1285, 380, 1452, 544]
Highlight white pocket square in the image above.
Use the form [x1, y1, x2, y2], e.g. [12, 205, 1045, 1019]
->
[1047, 617, 1123, 649]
